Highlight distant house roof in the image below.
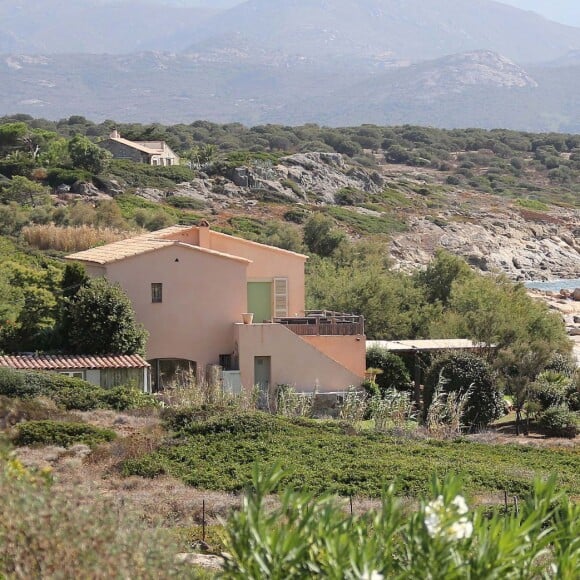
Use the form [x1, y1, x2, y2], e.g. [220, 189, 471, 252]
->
[367, 339, 492, 352]
[0, 354, 150, 370]
[66, 225, 305, 265]
[104, 131, 177, 157]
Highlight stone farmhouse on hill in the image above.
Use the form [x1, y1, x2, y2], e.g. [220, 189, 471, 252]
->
[99, 130, 180, 166]
[66, 224, 366, 395]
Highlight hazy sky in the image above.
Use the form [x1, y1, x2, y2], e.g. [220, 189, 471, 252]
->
[501, 1, 580, 27]
[124, 1, 580, 28]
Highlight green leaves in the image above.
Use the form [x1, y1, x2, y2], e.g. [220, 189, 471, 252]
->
[64, 277, 148, 355]
[223, 469, 578, 579]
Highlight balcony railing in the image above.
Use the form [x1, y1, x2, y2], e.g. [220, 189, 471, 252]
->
[273, 310, 364, 336]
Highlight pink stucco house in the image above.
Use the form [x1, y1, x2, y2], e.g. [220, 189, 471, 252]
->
[67, 223, 365, 395]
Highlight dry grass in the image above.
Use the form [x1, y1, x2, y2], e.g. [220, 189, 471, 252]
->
[22, 224, 131, 252]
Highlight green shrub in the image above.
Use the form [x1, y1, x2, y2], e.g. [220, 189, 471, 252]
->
[366, 347, 412, 394]
[223, 466, 580, 579]
[164, 195, 205, 210]
[334, 187, 366, 206]
[50, 385, 102, 411]
[182, 411, 291, 436]
[0, 368, 90, 400]
[98, 386, 158, 411]
[281, 179, 303, 197]
[545, 353, 576, 377]
[540, 406, 579, 438]
[423, 353, 503, 428]
[13, 420, 116, 447]
[46, 168, 92, 187]
[283, 207, 308, 224]
[530, 371, 573, 410]
[0, 368, 155, 412]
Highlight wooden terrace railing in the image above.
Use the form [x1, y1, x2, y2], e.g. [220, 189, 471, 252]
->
[273, 310, 364, 336]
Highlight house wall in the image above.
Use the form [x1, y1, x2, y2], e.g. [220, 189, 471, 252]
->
[162, 227, 307, 315]
[162, 143, 180, 165]
[102, 244, 248, 376]
[85, 369, 100, 385]
[235, 323, 363, 393]
[301, 335, 366, 377]
[99, 139, 149, 163]
[209, 232, 306, 315]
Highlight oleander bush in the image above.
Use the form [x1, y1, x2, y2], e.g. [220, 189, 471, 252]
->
[223, 465, 580, 579]
[13, 420, 116, 448]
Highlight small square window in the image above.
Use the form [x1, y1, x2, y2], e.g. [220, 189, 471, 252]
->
[151, 283, 163, 303]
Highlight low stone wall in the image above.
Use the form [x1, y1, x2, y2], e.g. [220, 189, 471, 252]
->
[311, 392, 344, 419]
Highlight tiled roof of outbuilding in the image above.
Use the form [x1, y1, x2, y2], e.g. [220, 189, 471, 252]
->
[0, 354, 150, 370]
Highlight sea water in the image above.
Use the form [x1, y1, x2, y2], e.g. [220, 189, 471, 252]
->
[525, 279, 580, 292]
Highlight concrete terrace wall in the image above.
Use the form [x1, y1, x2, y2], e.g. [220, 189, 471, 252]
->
[301, 335, 366, 377]
[235, 323, 363, 393]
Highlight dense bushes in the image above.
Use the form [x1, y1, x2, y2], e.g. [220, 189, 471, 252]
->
[539, 406, 579, 438]
[123, 411, 579, 497]
[365, 346, 412, 394]
[163, 408, 292, 436]
[0, 368, 157, 411]
[530, 371, 574, 410]
[13, 420, 116, 447]
[423, 353, 503, 428]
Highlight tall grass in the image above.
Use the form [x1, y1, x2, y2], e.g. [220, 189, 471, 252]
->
[0, 450, 189, 579]
[22, 224, 131, 252]
[158, 368, 258, 412]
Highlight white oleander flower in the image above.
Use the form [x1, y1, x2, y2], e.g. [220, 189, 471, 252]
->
[448, 517, 473, 540]
[451, 495, 469, 515]
[360, 570, 384, 580]
[424, 494, 472, 540]
[424, 495, 445, 536]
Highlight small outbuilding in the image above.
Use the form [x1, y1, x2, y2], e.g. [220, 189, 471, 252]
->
[0, 354, 151, 393]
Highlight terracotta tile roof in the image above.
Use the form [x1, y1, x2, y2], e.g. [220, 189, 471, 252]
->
[66, 226, 252, 265]
[0, 354, 150, 370]
[66, 231, 175, 264]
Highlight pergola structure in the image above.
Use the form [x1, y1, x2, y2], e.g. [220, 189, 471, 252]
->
[367, 339, 495, 406]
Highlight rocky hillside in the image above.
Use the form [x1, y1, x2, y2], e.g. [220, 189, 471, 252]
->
[101, 151, 580, 282]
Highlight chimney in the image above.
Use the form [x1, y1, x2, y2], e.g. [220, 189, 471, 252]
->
[198, 220, 210, 248]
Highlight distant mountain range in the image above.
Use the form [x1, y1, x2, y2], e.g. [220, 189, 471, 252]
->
[1, 0, 580, 130]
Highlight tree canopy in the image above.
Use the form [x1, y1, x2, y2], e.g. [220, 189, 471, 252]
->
[64, 277, 147, 355]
